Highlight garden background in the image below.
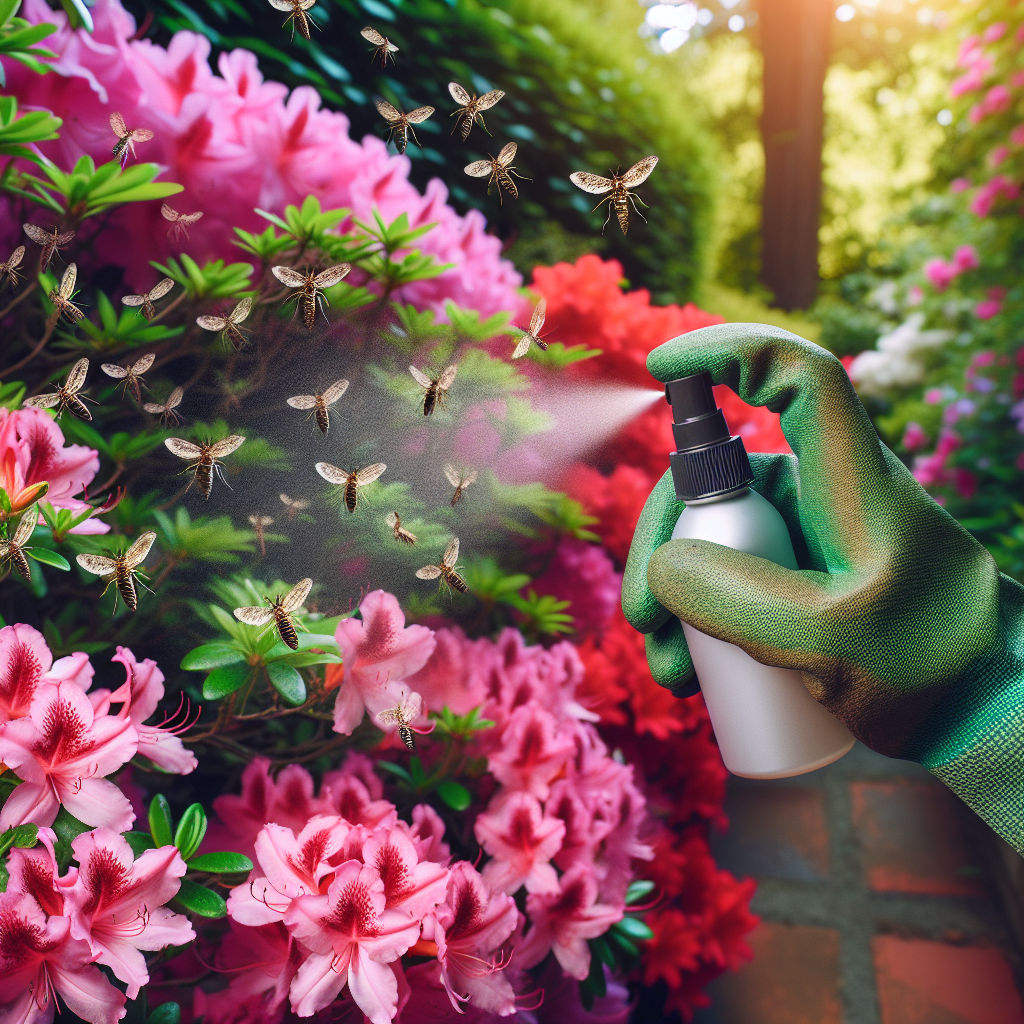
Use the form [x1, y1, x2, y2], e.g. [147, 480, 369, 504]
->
[0, 0, 1022, 1022]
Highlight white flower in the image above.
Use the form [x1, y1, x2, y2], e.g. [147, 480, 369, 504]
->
[849, 314, 954, 397]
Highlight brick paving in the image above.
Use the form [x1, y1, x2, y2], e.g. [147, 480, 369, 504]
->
[688, 741, 1024, 1024]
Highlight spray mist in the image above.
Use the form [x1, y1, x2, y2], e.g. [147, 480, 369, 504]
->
[664, 372, 855, 778]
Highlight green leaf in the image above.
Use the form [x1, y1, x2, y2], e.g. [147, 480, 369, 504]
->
[606, 928, 639, 957]
[625, 879, 656, 905]
[149, 794, 174, 848]
[147, 1004, 181, 1024]
[436, 780, 471, 811]
[375, 760, 412, 783]
[409, 756, 426, 787]
[0, 823, 38, 858]
[181, 643, 246, 671]
[613, 916, 654, 940]
[174, 803, 208, 861]
[52, 807, 90, 872]
[26, 548, 69, 570]
[172, 879, 227, 918]
[203, 662, 252, 700]
[187, 851, 254, 874]
[266, 660, 306, 706]
[124, 831, 157, 857]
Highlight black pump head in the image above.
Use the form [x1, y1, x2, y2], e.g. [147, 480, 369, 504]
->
[665, 371, 753, 502]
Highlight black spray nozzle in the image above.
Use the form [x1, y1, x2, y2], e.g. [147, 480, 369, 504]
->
[663, 371, 753, 502]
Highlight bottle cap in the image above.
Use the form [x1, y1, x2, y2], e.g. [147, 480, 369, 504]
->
[664, 371, 753, 501]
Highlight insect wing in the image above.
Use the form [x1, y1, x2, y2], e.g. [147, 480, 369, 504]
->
[361, 25, 387, 44]
[620, 155, 659, 188]
[180, 212, 203, 228]
[443, 536, 460, 568]
[234, 605, 275, 626]
[385, 512, 400, 530]
[272, 266, 307, 288]
[148, 279, 174, 302]
[160, 204, 180, 222]
[375, 98, 402, 122]
[406, 106, 435, 124]
[123, 530, 157, 568]
[321, 378, 350, 405]
[281, 577, 313, 613]
[102, 363, 129, 379]
[448, 82, 472, 105]
[438, 364, 458, 390]
[6, 246, 25, 270]
[164, 437, 202, 460]
[121, 295, 147, 308]
[443, 463, 460, 488]
[315, 462, 349, 484]
[165, 387, 184, 410]
[313, 264, 352, 288]
[287, 394, 317, 409]
[209, 435, 246, 458]
[409, 365, 433, 389]
[477, 90, 505, 111]
[229, 297, 252, 323]
[416, 565, 442, 580]
[497, 142, 517, 166]
[59, 264, 77, 299]
[76, 552, 118, 577]
[376, 706, 404, 726]
[131, 353, 156, 375]
[12, 508, 36, 548]
[56, 231, 75, 247]
[109, 111, 128, 138]
[512, 335, 532, 359]
[355, 463, 386, 486]
[529, 297, 546, 335]
[23, 394, 60, 410]
[267, 0, 292, 10]
[65, 357, 88, 393]
[464, 160, 493, 178]
[22, 224, 51, 244]
[463, 471, 478, 487]
[130, 128, 155, 143]
[299, 0, 316, 10]
[570, 171, 615, 195]
[196, 315, 229, 332]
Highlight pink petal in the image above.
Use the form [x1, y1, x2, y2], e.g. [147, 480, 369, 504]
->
[0, 623, 53, 723]
[0, 779, 59, 830]
[45, 653, 94, 691]
[289, 951, 350, 1018]
[50, 958, 128, 1024]
[348, 946, 400, 1024]
[60, 777, 135, 831]
[136, 725, 198, 774]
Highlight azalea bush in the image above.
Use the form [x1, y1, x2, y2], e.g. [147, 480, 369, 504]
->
[0, 3, 765, 1022]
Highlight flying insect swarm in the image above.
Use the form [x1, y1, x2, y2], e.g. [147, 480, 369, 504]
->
[416, 536, 468, 594]
[272, 264, 352, 330]
[233, 577, 313, 650]
[361, 26, 398, 64]
[512, 297, 549, 359]
[464, 142, 527, 204]
[47, 263, 85, 325]
[102, 353, 155, 403]
[1, 508, 38, 580]
[280, 494, 309, 520]
[409, 363, 457, 417]
[109, 112, 154, 169]
[0, 246, 25, 290]
[316, 462, 387, 513]
[286, 378, 350, 434]
[143, 386, 184, 426]
[444, 465, 477, 507]
[196, 296, 253, 351]
[385, 511, 417, 545]
[23, 224, 75, 272]
[75, 531, 157, 613]
[24, 357, 93, 421]
[164, 435, 246, 500]
[374, 99, 435, 155]
[376, 691, 430, 751]
[448, 82, 505, 141]
[248, 515, 274, 558]
[268, 0, 317, 40]
[161, 204, 204, 242]
[121, 278, 174, 320]
[569, 156, 659, 235]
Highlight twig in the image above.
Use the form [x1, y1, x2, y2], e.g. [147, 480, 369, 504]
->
[147, 290, 188, 326]
[0, 316, 56, 380]
[0, 281, 37, 322]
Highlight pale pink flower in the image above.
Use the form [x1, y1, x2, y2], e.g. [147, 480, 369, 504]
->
[404, 627, 486, 716]
[516, 864, 623, 980]
[969, 175, 1020, 216]
[924, 258, 956, 291]
[475, 792, 565, 895]
[284, 860, 422, 1022]
[951, 177, 972, 193]
[901, 422, 929, 452]
[432, 861, 518, 1015]
[989, 145, 1009, 167]
[951, 245, 980, 273]
[486, 703, 576, 800]
[331, 590, 436, 737]
[956, 35, 982, 68]
[362, 823, 449, 919]
[975, 297, 1003, 319]
[63, 829, 193, 998]
[0, 680, 138, 830]
[409, 804, 451, 866]
[0, 891, 127, 1024]
[982, 21, 1007, 43]
[108, 647, 197, 774]
[951, 61, 991, 97]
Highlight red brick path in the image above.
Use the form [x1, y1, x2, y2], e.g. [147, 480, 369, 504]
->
[688, 742, 1023, 1024]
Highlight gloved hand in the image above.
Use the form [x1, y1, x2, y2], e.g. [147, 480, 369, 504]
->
[623, 324, 1024, 855]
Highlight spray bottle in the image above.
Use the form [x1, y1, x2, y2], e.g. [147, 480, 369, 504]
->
[664, 372, 855, 778]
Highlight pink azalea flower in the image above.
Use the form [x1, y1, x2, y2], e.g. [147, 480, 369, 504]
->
[409, 804, 452, 867]
[486, 703, 576, 800]
[404, 628, 486, 717]
[320, 768, 398, 831]
[0, 624, 55, 724]
[975, 297, 1003, 319]
[1012, 124, 1024, 145]
[950, 177, 972, 193]
[432, 861, 518, 1015]
[516, 864, 623, 980]
[362, 823, 449, 919]
[108, 647, 197, 774]
[284, 860, 422, 1022]
[982, 21, 1007, 43]
[0, 680, 138, 830]
[475, 792, 565, 895]
[951, 245, 980, 273]
[0, 891, 127, 1024]
[529, 539, 622, 637]
[63, 829, 193, 998]
[924, 258, 956, 291]
[901, 422, 929, 452]
[330, 590, 436, 737]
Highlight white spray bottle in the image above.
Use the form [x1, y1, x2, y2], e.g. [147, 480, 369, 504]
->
[664, 372, 855, 778]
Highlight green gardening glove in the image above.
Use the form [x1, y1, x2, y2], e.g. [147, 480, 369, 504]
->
[623, 323, 1024, 855]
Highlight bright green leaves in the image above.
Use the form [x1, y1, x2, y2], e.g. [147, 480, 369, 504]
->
[180, 643, 246, 671]
[344, 210, 452, 295]
[579, 890, 655, 1010]
[13, 155, 183, 218]
[149, 794, 174, 848]
[37, 497, 110, 544]
[444, 300, 512, 344]
[430, 705, 495, 740]
[0, 96, 60, 162]
[174, 803, 207, 860]
[173, 879, 227, 917]
[56, 0, 93, 32]
[151, 255, 254, 299]
[525, 341, 604, 368]
[0, 823, 39, 860]
[507, 590, 575, 640]
[188, 851, 252, 873]
[254, 196, 350, 253]
[153, 507, 262, 567]
[201, 662, 250, 700]
[0, 1, 57, 85]
[75, 290, 184, 347]
[24, 547, 69, 570]
[435, 779, 471, 811]
[266, 660, 306, 705]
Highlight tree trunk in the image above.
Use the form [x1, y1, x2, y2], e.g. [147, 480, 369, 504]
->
[758, 0, 833, 310]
